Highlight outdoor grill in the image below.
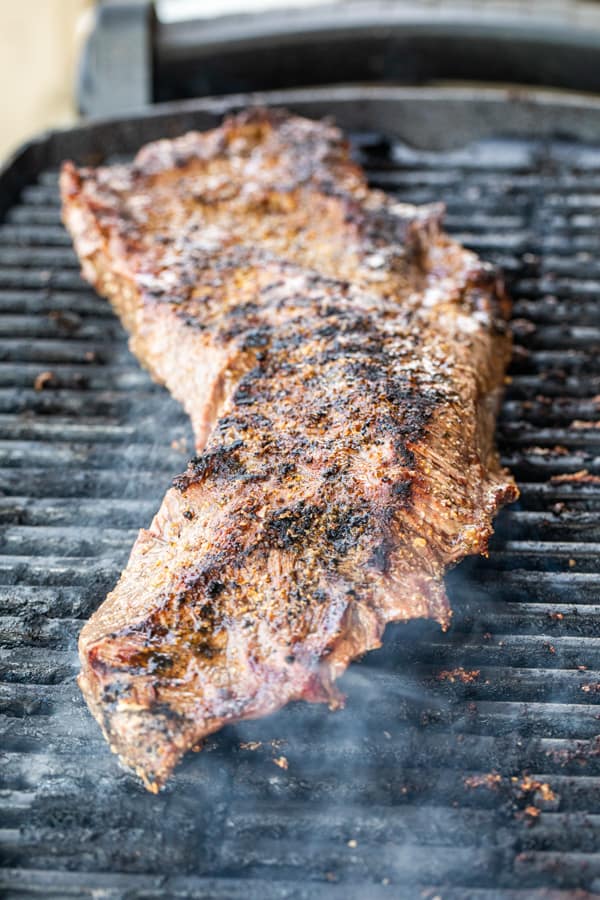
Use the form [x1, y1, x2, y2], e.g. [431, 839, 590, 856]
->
[1, 52, 600, 900]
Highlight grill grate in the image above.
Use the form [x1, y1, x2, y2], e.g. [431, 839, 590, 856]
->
[1, 123, 600, 898]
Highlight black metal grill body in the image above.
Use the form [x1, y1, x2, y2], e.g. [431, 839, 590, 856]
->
[0, 88, 600, 898]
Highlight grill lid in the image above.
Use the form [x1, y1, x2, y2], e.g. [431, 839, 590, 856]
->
[79, 0, 600, 117]
[1, 88, 600, 897]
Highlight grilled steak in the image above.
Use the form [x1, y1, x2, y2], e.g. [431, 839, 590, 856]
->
[60, 109, 518, 791]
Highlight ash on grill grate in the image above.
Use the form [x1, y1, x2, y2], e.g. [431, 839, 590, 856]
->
[1, 127, 600, 899]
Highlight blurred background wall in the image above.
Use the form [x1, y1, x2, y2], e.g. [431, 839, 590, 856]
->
[0, 0, 312, 161]
[0, 0, 93, 161]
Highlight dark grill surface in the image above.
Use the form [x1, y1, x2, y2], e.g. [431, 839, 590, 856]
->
[1, 125, 600, 898]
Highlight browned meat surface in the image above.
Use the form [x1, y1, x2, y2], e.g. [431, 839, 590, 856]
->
[60, 109, 518, 791]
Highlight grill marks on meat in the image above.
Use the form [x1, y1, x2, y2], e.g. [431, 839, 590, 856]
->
[60, 109, 517, 790]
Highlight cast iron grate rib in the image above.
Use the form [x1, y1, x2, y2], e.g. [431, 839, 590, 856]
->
[1, 130, 600, 898]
